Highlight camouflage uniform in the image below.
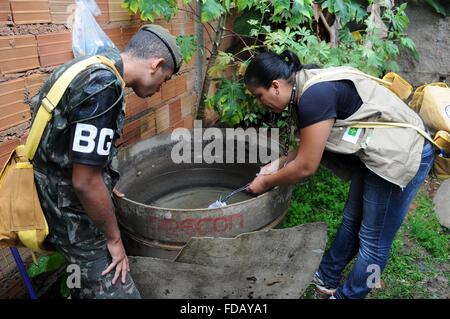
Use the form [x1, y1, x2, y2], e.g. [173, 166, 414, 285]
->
[31, 49, 141, 299]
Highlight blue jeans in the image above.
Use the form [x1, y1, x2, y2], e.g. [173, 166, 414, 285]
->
[317, 142, 434, 299]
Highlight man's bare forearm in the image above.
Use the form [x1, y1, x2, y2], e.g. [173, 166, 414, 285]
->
[73, 169, 121, 242]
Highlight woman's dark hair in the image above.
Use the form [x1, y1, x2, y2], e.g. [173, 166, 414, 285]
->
[244, 50, 320, 89]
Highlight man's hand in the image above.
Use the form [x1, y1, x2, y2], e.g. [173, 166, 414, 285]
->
[102, 237, 129, 285]
[247, 175, 271, 195]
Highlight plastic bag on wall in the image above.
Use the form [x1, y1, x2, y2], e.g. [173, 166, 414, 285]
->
[72, 0, 118, 58]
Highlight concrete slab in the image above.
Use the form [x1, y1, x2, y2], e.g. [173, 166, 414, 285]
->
[129, 222, 327, 299]
[433, 179, 450, 229]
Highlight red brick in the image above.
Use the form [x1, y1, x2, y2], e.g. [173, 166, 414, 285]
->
[155, 104, 169, 133]
[47, 0, 110, 25]
[123, 118, 140, 135]
[171, 23, 184, 36]
[140, 112, 156, 139]
[10, 0, 51, 24]
[125, 91, 149, 118]
[121, 23, 141, 48]
[0, 78, 25, 103]
[185, 72, 195, 92]
[171, 119, 185, 130]
[25, 73, 47, 97]
[161, 78, 176, 101]
[121, 133, 140, 146]
[96, 0, 110, 23]
[121, 118, 140, 143]
[181, 94, 194, 117]
[188, 55, 196, 68]
[49, 0, 110, 24]
[37, 31, 73, 67]
[0, 0, 11, 23]
[48, 0, 75, 24]
[0, 78, 32, 132]
[183, 114, 194, 129]
[154, 20, 172, 33]
[104, 26, 123, 49]
[0, 112, 30, 134]
[146, 90, 161, 107]
[174, 75, 187, 96]
[184, 22, 195, 35]
[0, 138, 19, 156]
[108, 0, 138, 22]
[0, 35, 40, 74]
[169, 99, 181, 126]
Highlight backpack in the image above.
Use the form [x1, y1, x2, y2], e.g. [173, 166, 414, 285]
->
[0, 55, 124, 252]
[304, 69, 450, 180]
[409, 83, 450, 179]
[348, 78, 450, 180]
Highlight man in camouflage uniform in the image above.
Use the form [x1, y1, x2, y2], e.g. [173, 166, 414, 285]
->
[31, 25, 182, 298]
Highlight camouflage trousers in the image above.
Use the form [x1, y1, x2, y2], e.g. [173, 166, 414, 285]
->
[45, 206, 141, 299]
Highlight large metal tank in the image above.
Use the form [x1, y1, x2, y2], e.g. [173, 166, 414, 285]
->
[113, 129, 293, 260]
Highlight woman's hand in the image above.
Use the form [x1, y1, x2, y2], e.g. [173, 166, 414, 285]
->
[113, 188, 125, 198]
[258, 156, 287, 175]
[258, 159, 279, 176]
[247, 175, 271, 195]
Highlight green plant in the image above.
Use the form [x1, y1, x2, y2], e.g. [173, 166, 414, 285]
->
[425, 0, 450, 17]
[281, 166, 350, 245]
[205, 79, 263, 126]
[122, 0, 419, 131]
[27, 252, 69, 298]
[283, 167, 449, 299]
[405, 193, 449, 261]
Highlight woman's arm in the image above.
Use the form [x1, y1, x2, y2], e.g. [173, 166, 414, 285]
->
[248, 118, 335, 194]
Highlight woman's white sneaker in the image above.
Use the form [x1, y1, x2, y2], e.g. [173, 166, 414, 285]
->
[312, 271, 337, 295]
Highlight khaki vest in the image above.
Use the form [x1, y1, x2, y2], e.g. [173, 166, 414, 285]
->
[295, 66, 426, 188]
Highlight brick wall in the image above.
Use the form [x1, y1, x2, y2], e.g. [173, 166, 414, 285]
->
[0, 0, 198, 298]
[0, 0, 198, 168]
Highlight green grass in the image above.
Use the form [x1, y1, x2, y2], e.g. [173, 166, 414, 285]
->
[285, 166, 449, 299]
[405, 193, 449, 261]
[281, 167, 349, 248]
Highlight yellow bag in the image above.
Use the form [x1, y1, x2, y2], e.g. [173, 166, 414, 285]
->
[0, 56, 124, 251]
[409, 82, 448, 112]
[419, 85, 450, 133]
[381, 72, 413, 101]
[0, 145, 48, 251]
[408, 83, 450, 180]
[433, 130, 450, 179]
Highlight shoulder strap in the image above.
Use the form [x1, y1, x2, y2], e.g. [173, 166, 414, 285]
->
[303, 68, 412, 100]
[348, 121, 442, 149]
[302, 69, 392, 93]
[23, 55, 124, 160]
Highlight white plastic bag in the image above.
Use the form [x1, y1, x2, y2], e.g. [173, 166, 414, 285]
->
[72, 0, 118, 58]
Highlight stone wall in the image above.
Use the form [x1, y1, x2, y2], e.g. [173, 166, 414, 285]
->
[398, 1, 450, 87]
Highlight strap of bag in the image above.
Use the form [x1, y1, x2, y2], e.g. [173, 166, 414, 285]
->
[302, 70, 438, 148]
[303, 69, 392, 93]
[23, 55, 124, 160]
[346, 121, 442, 150]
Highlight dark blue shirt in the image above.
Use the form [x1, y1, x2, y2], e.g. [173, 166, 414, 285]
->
[297, 80, 363, 129]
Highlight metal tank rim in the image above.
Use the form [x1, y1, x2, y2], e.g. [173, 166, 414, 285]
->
[116, 184, 280, 212]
